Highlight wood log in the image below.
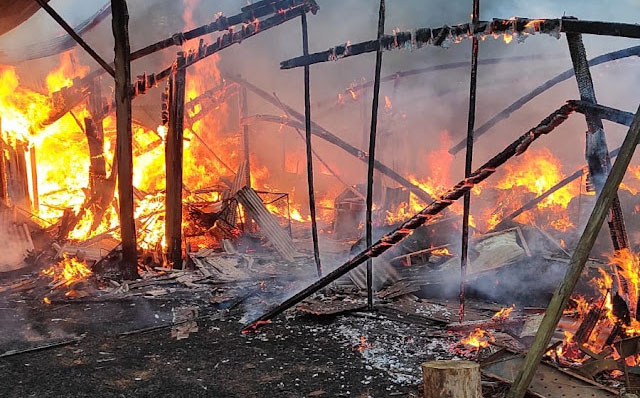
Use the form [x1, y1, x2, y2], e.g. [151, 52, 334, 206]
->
[112, 0, 138, 280]
[421, 360, 481, 398]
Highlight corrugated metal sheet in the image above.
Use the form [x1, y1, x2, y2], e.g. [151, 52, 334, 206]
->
[235, 187, 298, 262]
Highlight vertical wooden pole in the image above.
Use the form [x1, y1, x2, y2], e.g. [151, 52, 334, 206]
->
[111, 0, 138, 280]
[460, 0, 480, 323]
[301, 13, 322, 278]
[506, 104, 640, 398]
[29, 146, 38, 213]
[241, 86, 251, 189]
[0, 118, 6, 204]
[365, 0, 385, 311]
[166, 53, 186, 269]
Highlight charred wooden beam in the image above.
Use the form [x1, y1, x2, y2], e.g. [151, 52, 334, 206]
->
[112, 0, 138, 280]
[0, 119, 7, 204]
[448, 45, 640, 155]
[506, 103, 640, 398]
[301, 13, 322, 278]
[34, 0, 115, 77]
[132, 0, 318, 61]
[566, 29, 629, 253]
[43, 0, 317, 127]
[166, 53, 187, 269]
[460, 0, 480, 323]
[281, 18, 640, 69]
[242, 114, 432, 203]
[364, 0, 385, 310]
[136, 2, 315, 97]
[493, 101, 635, 231]
[242, 104, 575, 332]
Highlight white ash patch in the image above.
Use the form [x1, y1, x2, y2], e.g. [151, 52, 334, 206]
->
[334, 316, 459, 385]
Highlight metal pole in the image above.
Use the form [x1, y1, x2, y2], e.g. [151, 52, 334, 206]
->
[365, 0, 385, 311]
[460, 0, 480, 323]
[301, 13, 322, 278]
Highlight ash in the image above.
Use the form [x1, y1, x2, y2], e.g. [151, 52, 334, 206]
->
[332, 314, 459, 385]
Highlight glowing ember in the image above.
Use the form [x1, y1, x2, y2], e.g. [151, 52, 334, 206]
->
[43, 297, 51, 305]
[356, 336, 371, 352]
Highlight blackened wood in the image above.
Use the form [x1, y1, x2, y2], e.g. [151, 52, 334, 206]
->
[506, 103, 640, 398]
[570, 100, 636, 127]
[460, 0, 480, 323]
[243, 104, 574, 332]
[365, 0, 385, 310]
[574, 307, 601, 344]
[111, 0, 137, 280]
[449, 46, 640, 155]
[34, 0, 115, 77]
[281, 18, 640, 70]
[29, 146, 38, 212]
[301, 13, 322, 278]
[236, 94, 431, 202]
[166, 53, 187, 269]
[0, 119, 7, 203]
[131, 0, 317, 61]
[566, 30, 629, 252]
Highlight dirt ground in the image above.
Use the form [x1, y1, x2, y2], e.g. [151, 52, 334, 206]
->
[0, 293, 469, 398]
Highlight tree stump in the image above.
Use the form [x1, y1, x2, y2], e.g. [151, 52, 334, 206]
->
[421, 360, 481, 398]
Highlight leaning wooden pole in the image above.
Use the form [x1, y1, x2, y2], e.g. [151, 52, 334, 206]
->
[243, 104, 575, 332]
[241, 86, 251, 188]
[459, 0, 480, 324]
[506, 104, 640, 398]
[365, 0, 385, 311]
[566, 26, 629, 252]
[111, 0, 138, 280]
[166, 53, 187, 269]
[300, 13, 322, 278]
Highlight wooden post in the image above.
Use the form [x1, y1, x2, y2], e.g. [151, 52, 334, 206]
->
[421, 360, 481, 398]
[111, 0, 138, 280]
[0, 118, 6, 204]
[460, 0, 480, 323]
[240, 86, 251, 188]
[506, 104, 640, 398]
[165, 53, 186, 269]
[566, 28, 629, 251]
[301, 13, 322, 278]
[29, 146, 38, 213]
[365, 0, 385, 311]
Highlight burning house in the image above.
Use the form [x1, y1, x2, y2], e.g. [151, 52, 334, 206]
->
[3, 1, 640, 397]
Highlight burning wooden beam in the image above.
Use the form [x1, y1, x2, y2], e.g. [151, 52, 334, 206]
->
[111, 0, 138, 280]
[165, 53, 187, 269]
[505, 103, 640, 398]
[242, 103, 575, 332]
[281, 18, 640, 70]
[492, 101, 636, 231]
[43, 0, 317, 127]
[449, 45, 640, 155]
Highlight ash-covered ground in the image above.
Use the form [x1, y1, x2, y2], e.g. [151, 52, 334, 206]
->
[0, 292, 468, 398]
